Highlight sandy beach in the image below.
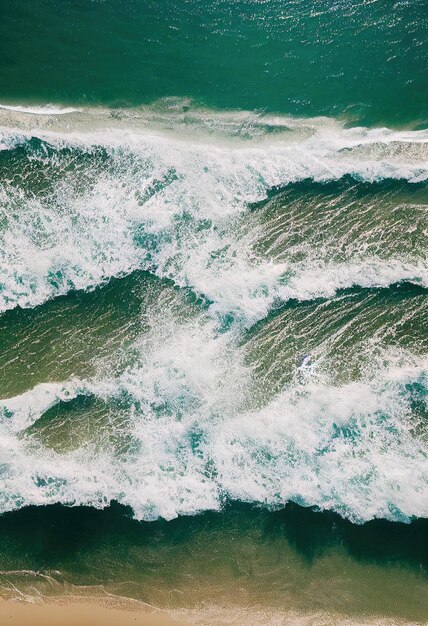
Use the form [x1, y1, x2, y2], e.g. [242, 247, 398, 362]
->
[1, 598, 425, 626]
[0, 598, 187, 626]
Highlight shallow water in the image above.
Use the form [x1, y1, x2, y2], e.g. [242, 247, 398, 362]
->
[0, 503, 427, 623]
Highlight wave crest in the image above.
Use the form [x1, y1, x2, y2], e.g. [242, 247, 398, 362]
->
[0, 108, 427, 322]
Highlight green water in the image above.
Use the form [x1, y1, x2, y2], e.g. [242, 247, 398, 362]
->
[0, 1, 427, 623]
[0, 503, 427, 623]
[0, 0, 427, 125]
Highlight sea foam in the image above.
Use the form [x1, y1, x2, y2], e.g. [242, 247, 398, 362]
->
[0, 107, 427, 323]
[1, 308, 427, 523]
[0, 104, 81, 115]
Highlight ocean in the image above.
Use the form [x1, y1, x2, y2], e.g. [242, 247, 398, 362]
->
[0, 0, 427, 623]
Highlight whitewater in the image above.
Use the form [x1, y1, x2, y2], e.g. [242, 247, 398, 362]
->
[0, 104, 427, 321]
[1, 312, 428, 523]
[0, 103, 427, 525]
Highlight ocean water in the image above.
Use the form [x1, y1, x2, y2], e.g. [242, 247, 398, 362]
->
[0, 0, 427, 622]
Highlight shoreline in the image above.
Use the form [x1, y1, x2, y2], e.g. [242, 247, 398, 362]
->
[0, 596, 187, 626]
[0, 503, 426, 624]
[0, 596, 425, 626]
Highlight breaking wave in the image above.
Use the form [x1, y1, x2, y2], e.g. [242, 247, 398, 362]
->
[1, 104, 427, 525]
[1, 309, 427, 523]
[0, 104, 427, 326]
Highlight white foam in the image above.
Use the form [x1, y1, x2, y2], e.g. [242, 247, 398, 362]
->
[0, 380, 92, 434]
[0, 112, 427, 321]
[1, 308, 427, 523]
[174, 604, 422, 626]
[0, 104, 81, 115]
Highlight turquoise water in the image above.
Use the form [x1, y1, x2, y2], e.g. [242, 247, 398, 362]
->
[0, 0, 427, 125]
[0, 0, 427, 622]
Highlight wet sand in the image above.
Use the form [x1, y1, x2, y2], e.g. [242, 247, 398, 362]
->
[1, 597, 425, 626]
[0, 597, 187, 626]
